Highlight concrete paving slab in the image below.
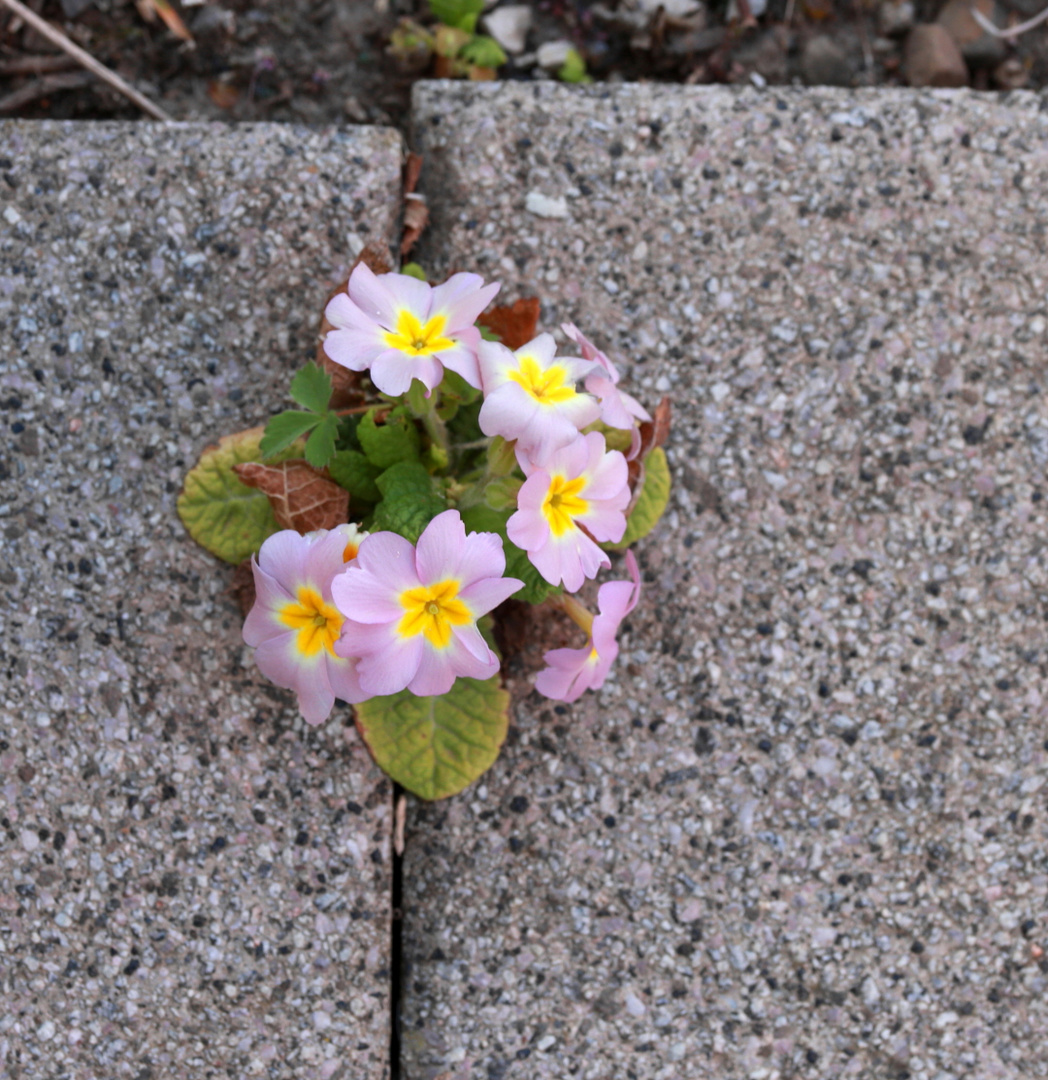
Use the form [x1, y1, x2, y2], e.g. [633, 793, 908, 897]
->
[403, 83, 1048, 1080]
[0, 121, 401, 1079]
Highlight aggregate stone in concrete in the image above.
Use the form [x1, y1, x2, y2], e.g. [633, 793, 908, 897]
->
[0, 121, 402, 1079]
[403, 83, 1048, 1080]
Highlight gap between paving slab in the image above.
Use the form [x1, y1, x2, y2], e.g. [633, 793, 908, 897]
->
[0, 120, 402, 1080]
[398, 82, 1048, 1080]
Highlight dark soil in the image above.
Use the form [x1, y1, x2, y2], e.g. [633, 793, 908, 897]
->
[0, 0, 1046, 128]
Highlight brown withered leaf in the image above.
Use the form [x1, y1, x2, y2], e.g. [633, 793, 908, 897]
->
[229, 559, 256, 618]
[653, 395, 672, 447]
[477, 297, 541, 351]
[401, 194, 429, 257]
[625, 397, 670, 509]
[232, 460, 349, 534]
[404, 152, 423, 196]
[314, 240, 394, 408]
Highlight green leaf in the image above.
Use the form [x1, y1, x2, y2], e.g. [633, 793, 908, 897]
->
[607, 446, 671, 551]
[486, 435, 517, 477]
[359, 406, 422, 470]
[304, 412, 339, 469]
[178, 427, 301, 564]
[558, 47, 591, 84]
[259, 410, 321, 459]
[460, 504, 560, 606]
[356, 674, 509, 800]
[289, 361, 333, 414]
[439, 368, 481, 408]
[461, 34, 506, 69]
[371, 461, 447, 542]
[401, 261, 428, 281]
[337, 413, 363, 451]
[479, 324, 501, 342]
[329, 449, 382, 503]
[484, 476, 521, 511]
[429, 0, 483, 31]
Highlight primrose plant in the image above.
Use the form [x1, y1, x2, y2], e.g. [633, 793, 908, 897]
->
[179, 261, 670, 799]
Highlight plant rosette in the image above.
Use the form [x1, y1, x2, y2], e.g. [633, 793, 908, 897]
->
[179, 258, 671, 800]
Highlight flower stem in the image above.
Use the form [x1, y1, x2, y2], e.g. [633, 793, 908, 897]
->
[548, 592, 594, 636]
[406, 378, 449, 458]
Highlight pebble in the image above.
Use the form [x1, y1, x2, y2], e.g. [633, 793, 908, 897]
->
[877, 0, 915, 37]
[936, 0, 1006, 66]
[902, 24, 968, 87]
[482, 5, 532, 54]
[525, 191, 568, 218]
[536, 40, 574, 71]
[801, 36, 853, 86]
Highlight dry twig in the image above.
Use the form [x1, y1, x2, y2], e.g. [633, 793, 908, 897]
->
[0, 0, 173, 121]
[0, 54, 77, 76]
[0, 70, 91, 112]
[971, 1, 1048, 38]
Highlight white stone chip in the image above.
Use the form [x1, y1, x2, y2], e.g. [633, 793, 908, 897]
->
[525, 191, 568, 219]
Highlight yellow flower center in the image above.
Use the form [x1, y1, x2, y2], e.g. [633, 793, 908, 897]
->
[398, 579, 471, 649]
[279, 586, 344, 658]
[382, 309, 455, 356]
[507, 354, 576, 405]
[542, 475, 588, 536]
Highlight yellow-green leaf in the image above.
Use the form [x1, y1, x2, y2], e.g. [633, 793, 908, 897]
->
[355, 675, 509, 799]
[607, 445, 671, 551]
[177, 427, 303, 564]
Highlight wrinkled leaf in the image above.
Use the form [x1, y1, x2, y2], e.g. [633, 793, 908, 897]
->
[359, 406, 422, 470]
[355, 674, 509, 799]
[484, 476, 522, 511]
[477, 297, 540, 352]
[429, 0, 483, 32]
[559, 47, 591, 84]
[370, 461, 446, 542]
[461, 34, 506, 69]
[607, 446, 671, 551]
[460, 504, 560, 605]
[178, 427, 300, 564]
[328, 449, 382, 503]
[304, 412, 339, 469]
[259, 410, 321, 459]
[233, 460, 349, 534]
[290, 361, 333, 415]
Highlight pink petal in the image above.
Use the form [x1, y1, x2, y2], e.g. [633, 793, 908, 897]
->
[534, 645, 593, 702]
[450, 621, 497, 666]
[323, 328, 388, 372]
[458, 575, 523, 616]
[296, 661, 337, 725]
[324, 292, 378, 333]
[355, 531, 420, 592]
[506, 474, 552, 552]
[583, 446, 630, 503]
[456, 530, 508, 588]
[347, 263, 406, 326]
[257, 529, 308, 578]
[369, 350, 442, 397]
[431, 275, 500, 330]
[578, 502, 627, 544]
[356, 628, 424, 696]
[436, 337, 482, 389]
[406, 644, 458, 697]
[478, 340, 516, 394]
[478, 383, 536, 443]
[304, 530, 355, 600]
[414, 509, 469, 584]
[326, 655, 370, 706]
[331, 567, 403, 624]
[378, 271, 434, 321]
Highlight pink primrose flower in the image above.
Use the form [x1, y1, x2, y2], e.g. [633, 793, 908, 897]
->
[243, 524, 369, 725]
[506, 431, 630, 592]
[535, 551, 641, 702]
[331, 510, 522, 698]
[323, 264, 500, 397]
[561, 322, 651, 432]
[477, 333, 600, 464]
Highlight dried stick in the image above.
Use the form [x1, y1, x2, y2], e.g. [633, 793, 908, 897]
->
[0, 69, 91, 112]
[0, 0, 173, 121]
[971, 2, 1048, 37]
[0, 54, 77, 75]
